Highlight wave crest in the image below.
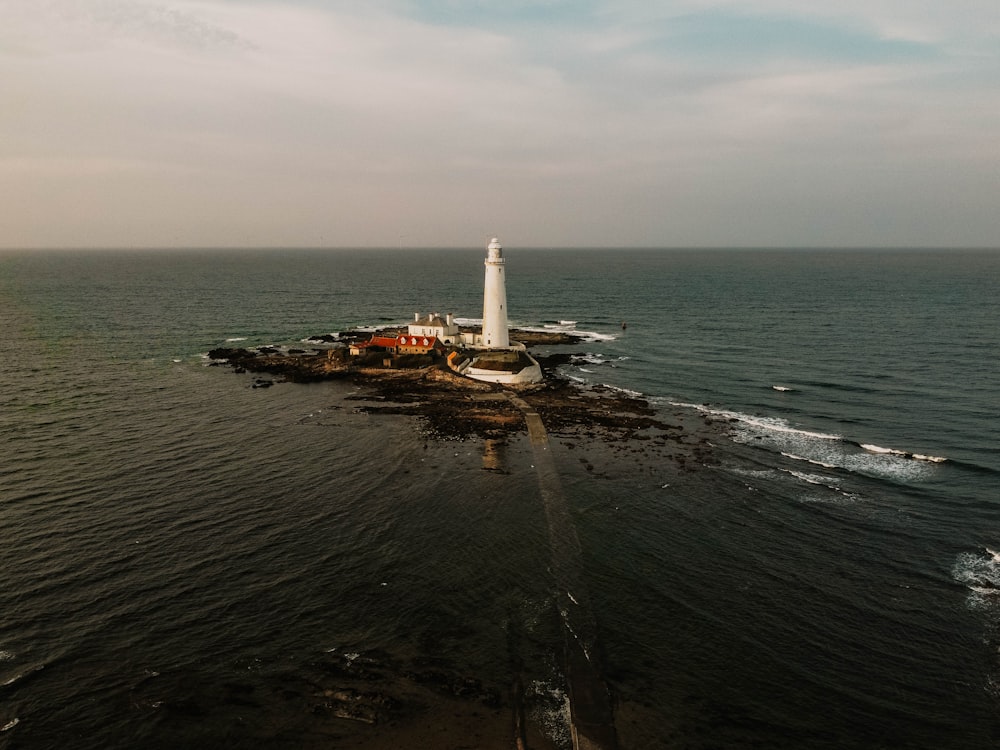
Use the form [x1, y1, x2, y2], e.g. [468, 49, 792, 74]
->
[861, 444, 947, 463]
[672, 403, 946, 483]
[954, 549, 1000, 610]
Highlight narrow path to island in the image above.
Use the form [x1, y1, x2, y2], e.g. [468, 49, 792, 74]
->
[507, 394, 619, 750]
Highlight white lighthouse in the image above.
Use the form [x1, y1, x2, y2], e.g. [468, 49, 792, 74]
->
[481, 237, 509, 349]
[449, 236, 542, 384]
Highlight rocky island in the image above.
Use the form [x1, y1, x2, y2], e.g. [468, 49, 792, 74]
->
[207, 325, 716, 469]
[207, 236, 716, 466]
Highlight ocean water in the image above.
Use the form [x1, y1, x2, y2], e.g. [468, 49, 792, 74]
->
[1, 247, 999, 748]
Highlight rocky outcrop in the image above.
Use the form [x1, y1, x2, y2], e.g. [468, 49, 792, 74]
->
[207, 333, 706, 455]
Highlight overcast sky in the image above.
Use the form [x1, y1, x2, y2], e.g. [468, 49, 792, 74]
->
[2, 0, 998, 248]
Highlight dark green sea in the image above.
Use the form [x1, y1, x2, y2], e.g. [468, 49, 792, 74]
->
[1, 248, 998, 748]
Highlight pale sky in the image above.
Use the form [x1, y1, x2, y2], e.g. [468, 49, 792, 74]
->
[2, 0, 999, 248]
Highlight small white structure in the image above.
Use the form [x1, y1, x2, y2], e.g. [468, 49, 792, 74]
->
[409, 312, 460, 345]
[464, 352, 542, 384]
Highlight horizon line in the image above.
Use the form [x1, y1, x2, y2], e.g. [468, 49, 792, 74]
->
[2, 245, 998, 252]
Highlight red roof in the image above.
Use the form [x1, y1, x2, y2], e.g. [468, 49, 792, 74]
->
[356, 336, 399, 349]
[397, 335, 442, 348]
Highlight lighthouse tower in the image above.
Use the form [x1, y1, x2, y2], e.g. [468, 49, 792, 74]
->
[481, 237, 509, 348]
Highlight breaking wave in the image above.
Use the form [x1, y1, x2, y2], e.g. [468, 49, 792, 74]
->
[601, 383, 644, 398]
[860, 444, 947, 463]
[671, 402, 946, 484]
[730, 465, 861, 504]
[570, 353, 630, 368]
[953, 548, 1000, 610]
[782, 469, 862, 503]
[519, 319, 618, 342]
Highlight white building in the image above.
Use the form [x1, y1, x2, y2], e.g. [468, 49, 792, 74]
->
[408, 312, 460, 345]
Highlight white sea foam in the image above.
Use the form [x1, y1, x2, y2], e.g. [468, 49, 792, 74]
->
[780, 452, 839, 469]
[518, 322, 617, 342]
[861, 444, 947, 463]
[862, 443, 893, 454]
[688, 405, 841, 442]
[954, 549, 1000, 610]
[772, 385, 794, 392]
[674, 402, 943, 483]
[570, 353, 630, 368]
[578, 330, 617, 342]
[528, 680, 572, 749]
[730, 465, 859, 503]
[795, 490, 862, 505]
[730, 468, 780, 480]
[601, 383, 643, 398]
[1, 719, 20, 732]
[786, 470, 834, 487]
[0, 650, 14, 662]
[225, 337, 247, 342]
[783, 470, 860, 502]
[535, 319, 579, 331]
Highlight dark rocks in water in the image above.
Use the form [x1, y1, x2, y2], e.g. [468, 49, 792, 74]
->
[211, 346, 348, 383]
[314, 687, 397, 725]
[534, 351, 575, 375]
[402, 670, 501, 707]
[338, 330, 374, 343]
[208, 347, 256, 360]
[207, 336, 707, 459]
[306, 334, 338, 343]
[509, 328, 584, 346]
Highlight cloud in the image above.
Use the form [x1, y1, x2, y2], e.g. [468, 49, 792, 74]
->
[0, 0, 998, 247]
